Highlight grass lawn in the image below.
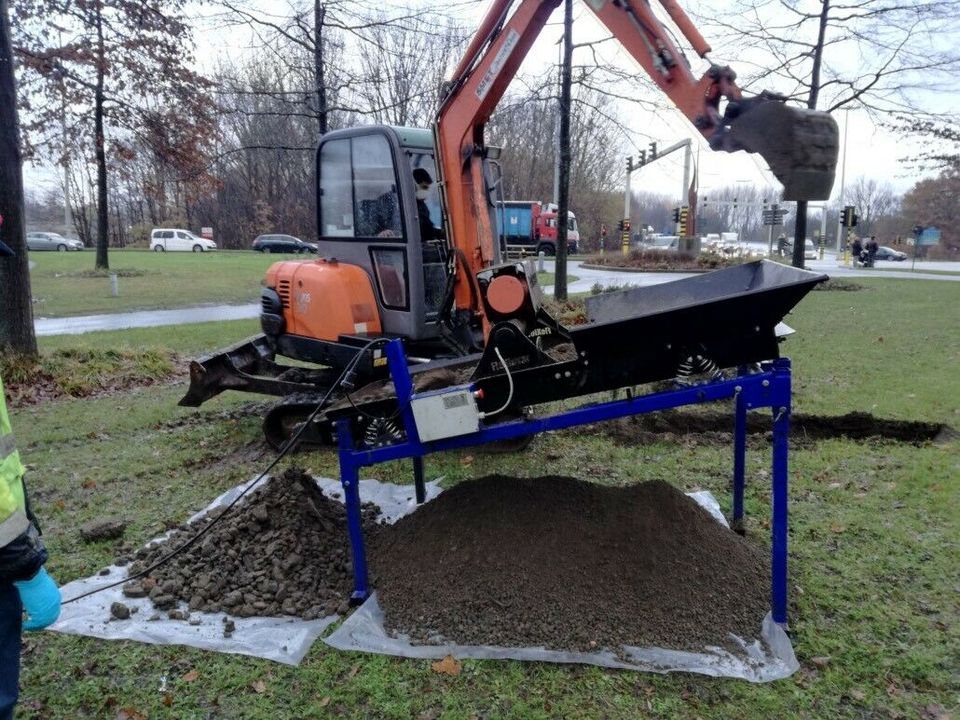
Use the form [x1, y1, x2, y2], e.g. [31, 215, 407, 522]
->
[535, 272, 579, 287]
[27, 251, 582, 319]
[28, 249, 308, 317]
[9, 278, 959, 719]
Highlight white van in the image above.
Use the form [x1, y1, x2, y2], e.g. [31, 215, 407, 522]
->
[150, 229, 217, 252]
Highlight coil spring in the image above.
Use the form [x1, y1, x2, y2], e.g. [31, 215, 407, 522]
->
[675, 354, 724, 386]
[362, 417, 405, 448]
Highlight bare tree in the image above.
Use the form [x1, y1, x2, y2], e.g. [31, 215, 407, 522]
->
[704, 0, 960, 267]
[13, 0, 215, 269]
[849, 176, 897, 236]
[356, 12, 465, 127]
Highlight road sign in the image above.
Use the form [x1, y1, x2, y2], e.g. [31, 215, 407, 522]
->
[918, 227, 941, 246]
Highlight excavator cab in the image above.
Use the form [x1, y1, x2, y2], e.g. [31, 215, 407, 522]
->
[315, 125, 453, 343]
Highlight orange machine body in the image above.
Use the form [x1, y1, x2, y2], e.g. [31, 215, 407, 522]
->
[265, 259, 382, 341]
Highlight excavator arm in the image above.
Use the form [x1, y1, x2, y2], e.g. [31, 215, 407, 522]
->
[435, 0, 839, 316]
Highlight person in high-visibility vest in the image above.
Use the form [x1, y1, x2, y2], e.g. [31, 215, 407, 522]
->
[0, 236, 61, 720]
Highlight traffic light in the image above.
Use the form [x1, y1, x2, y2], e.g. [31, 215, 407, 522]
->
[842, 205, 859, 228]
[626, 156, 634, 174]
[616, 219, 624, 232]
[672, 207, 680, 223]
[638, 149, 647, 165]
[678, 206, 690, 236]
[648, 141, 657, 160]
[622, 219, 631, 233]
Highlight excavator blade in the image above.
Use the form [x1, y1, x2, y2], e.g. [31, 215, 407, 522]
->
[727, 102, 839, 201]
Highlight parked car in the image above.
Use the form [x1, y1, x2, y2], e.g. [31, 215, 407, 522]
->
[26, 231, 84, 252]
[150, 229, 217, 252]
[874, 246, 907, 261]
[252, 234, 318, 254]
[639, 235, 679, 251]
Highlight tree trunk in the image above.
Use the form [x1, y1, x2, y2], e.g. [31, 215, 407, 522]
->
[791, 0, 830, 269]
[554, 0, 573, 301]
[791, 203, 807, 268]
[94, 0, 109, 269]
[0, 0, 38, 355]
[314, 0, 327, 136]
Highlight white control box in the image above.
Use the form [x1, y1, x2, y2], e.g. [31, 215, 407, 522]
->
[410, 388, 481, 441]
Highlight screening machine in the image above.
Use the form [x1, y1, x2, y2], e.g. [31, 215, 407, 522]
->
[327, 260, 828, 626]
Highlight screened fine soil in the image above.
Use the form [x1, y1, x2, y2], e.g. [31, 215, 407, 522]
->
[371, 475, 770, 653]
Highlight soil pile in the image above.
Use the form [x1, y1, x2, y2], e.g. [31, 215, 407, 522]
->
[127, 467, 380, 619]
[372, 476, 769, 652]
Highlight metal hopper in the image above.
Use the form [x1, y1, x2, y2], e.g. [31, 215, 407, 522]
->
[568, 260, 827, 387]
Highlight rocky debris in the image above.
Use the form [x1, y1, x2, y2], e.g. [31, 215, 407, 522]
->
[80, 518, 128, 542]
[122, 581, 148, 598]
[110, 602, 131, 620]
[372, 475, 770, 653]
[126, 467, 380, 619]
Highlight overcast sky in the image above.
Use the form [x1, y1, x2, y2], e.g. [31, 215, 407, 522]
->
[22, 0, 947, 206]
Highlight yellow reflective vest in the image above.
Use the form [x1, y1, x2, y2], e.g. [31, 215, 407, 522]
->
[0, 375, 29, 549]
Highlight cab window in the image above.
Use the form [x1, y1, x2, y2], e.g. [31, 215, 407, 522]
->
[319, 134, 402, 240]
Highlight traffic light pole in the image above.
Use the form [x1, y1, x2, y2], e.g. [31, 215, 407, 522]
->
[623, 157, 632, 256]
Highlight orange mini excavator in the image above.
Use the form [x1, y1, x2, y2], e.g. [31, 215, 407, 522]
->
[180, 0, 838, 448]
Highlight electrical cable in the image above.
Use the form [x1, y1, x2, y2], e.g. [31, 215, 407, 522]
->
[478, 346, 514, 420]
[61, 338, 388, 605]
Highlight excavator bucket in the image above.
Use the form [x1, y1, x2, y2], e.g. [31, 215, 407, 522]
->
[726, 101, 839, 201]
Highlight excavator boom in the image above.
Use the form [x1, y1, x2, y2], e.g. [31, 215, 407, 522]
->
[436, 0, 839, 314]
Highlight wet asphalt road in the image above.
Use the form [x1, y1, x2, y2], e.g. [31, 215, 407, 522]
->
[34, 257, 959, 337]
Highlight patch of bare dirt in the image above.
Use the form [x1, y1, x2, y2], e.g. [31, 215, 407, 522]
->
[581, 410, 954, 447]
[4, 358, 188, 408]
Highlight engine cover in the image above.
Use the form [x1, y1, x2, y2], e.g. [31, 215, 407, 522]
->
[263, 259, 382, 342]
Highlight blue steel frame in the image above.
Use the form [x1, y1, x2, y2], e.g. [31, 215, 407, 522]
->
[336, 339, 793, 624]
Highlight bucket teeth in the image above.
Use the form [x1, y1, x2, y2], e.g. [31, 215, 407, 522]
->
[718, 99, 839, 201]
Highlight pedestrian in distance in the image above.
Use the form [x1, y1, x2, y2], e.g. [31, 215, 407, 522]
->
[776, 232, 788, 257]
[0, 236, 62, 720]
[851, 236, 863, 266]
[866, 235, 879, 266]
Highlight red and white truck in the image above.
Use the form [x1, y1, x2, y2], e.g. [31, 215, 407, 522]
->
[496, 201, 580, 256]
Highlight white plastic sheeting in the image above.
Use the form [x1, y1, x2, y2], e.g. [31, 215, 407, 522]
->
[50, 475, 443, 666]
[50, 475, 798, 679]
[326, 594, 798, 682]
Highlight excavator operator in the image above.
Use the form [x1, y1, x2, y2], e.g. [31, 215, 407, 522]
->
[413, 168, 444, 242]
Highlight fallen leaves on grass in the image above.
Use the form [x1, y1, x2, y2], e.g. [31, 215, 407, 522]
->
[431, 655, 462, 676]
[251, 680, 267, 694]
[182, 669, 199, 682]
[116, 709, 148, 720]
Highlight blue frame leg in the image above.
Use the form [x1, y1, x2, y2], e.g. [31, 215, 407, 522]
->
[771, 403, 790, 625]
[337, 419, 369, 604]
[732, 389, 747, 535]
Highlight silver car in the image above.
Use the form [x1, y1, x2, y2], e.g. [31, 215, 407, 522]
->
[26, 232, 85, 252]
